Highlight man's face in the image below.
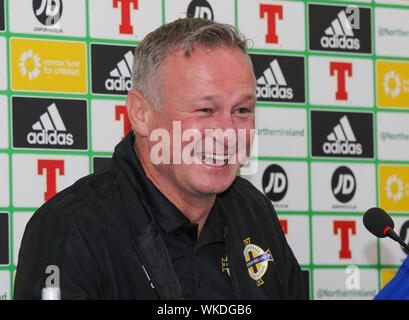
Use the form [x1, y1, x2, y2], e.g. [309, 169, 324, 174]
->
[145, 46, 256, 199]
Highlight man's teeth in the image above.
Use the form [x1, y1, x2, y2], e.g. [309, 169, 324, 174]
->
[202, 153, 230, 166]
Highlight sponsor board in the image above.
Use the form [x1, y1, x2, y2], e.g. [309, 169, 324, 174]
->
[0, 95, 8, 149]
[376, 0, 409, 4]
[0, 37, 6, 90]
[236, 0, 305, 51]
[378, 164, 409, 213]
[313, 268, 378, 300]
[91, 99, 131, 152]
[10, 38, 87, 93]
[0, 212, 9, 265]
[88, 0, 162, 41]
[375, 7, 409, 58]
[309, 56, 373, 107]
[90, 43, 136, 96]
[12, 96, 88, 150]
[13, 211, 34, 266]
[278, 214, 310, 265]
[0, 153, 9, 207]
[380, 216, 409, 265]
[378, 112, 409, 161]
[255, 107, 307, 158]
[377, 60, 409, 108]
[0, 0, 4, 32]
[312, 215, 377, 264]
[311, 162, 376, 212]
[9, 0, 86, 37]
[381, 269, 398, 289]
[310, 110, 374, 159]
[92, 156, 112, 173]
[250, 53, 305, 104]
[0, 270, 10, 300]
[12, 154, 89, 207]
[308, 3, 372, 54]
[164, 0, 235, 24]
[241, 160, 309, 212]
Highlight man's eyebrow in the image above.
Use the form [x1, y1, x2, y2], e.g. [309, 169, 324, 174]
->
[192, 93, 256, 105]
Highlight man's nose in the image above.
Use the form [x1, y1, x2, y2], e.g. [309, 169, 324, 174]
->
[210, 112, 237, 148]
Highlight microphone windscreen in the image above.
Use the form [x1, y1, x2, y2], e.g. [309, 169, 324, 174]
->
[363, 207, 394, 238]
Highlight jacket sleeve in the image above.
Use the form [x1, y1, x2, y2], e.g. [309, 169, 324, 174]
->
[13, 206, 103, 300]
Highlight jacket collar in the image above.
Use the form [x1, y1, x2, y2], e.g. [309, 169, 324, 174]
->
[112, 131, 189, 234]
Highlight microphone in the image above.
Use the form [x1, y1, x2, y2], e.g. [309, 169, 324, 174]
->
[363, 207, 409, 252]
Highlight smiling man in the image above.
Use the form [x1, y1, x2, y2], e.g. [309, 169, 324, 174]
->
[14, 18, 306, 300]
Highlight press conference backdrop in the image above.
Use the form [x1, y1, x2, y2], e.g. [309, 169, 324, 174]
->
[0, 0, 409, 300]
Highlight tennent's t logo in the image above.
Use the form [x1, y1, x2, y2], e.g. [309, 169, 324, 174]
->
[113, 0, 138, 35]
[115, 105, 131, 140]
[333, 220, 356, 259]
[38, 159, 64, 201]
[259, 4, 283, 44]
[330, 62, 352, 101]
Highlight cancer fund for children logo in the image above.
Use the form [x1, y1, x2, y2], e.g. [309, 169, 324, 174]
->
[379, 165, 409, 212]
[11, 38, 87, 93]
[377, 60, 409, 108]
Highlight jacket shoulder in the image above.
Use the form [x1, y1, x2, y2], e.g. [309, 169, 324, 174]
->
[228, 176, 274, 211]
[30, 169, 121, 227]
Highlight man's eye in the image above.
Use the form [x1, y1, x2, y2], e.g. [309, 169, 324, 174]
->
[197, 108, 212, 113]
[234, 108, 250, 114]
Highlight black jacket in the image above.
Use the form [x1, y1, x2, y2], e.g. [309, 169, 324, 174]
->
[14, 132, 306, 300]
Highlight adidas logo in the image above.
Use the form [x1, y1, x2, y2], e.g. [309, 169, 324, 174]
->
[320, 10, 360, 50]
[105, 50, 133, 92]
[26, 103, 74, 146]
[323, 115, 362, 155]
[256, 59, 293, 100]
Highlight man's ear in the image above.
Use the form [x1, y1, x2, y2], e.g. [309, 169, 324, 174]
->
[126, 89, 151, 137]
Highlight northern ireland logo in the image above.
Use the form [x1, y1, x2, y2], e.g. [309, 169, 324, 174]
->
[243, 238, 273, 286]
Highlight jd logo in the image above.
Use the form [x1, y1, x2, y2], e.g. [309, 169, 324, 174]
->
[262, 164, 288, 202]
[187, 0, 214, 20]
[33, 0, 63, 26]
[332, 166, 356, 203]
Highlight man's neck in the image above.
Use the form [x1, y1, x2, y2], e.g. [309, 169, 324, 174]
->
[135, 143, 215, 236]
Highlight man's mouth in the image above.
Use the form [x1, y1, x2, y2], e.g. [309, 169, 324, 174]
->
[201, 153, 230, 167]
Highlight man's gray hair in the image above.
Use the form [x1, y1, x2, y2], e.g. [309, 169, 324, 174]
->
[131, 18, 251, 110]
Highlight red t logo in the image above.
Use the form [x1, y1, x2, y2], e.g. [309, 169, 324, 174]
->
[259, 4, 283, 44]
[113, 0, 138, 35]
[330, 62, 352, 101]
[279, 219, 288, 235]
[333, 220, 356, 259]
[38, 160, 65, 201]
[115, 105, 132, 140]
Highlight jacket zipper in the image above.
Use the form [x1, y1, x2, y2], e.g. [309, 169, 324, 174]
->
[224, 226, 239, 299]
[130, 239, 161, 299]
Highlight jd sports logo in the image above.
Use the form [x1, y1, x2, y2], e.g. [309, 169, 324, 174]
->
[250, 54, 305, 104]
[0, 213, 8, 265]
[12, 96, 88, 150]
[33, 0, 63, 26]
[187, 0, 214, 20]
[91, 44, 136, 95]
[308, 4, 371, 54]
[262, 164, 288, 202]
[311, 110, 374, 159]
[331, 166, 356, 203]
